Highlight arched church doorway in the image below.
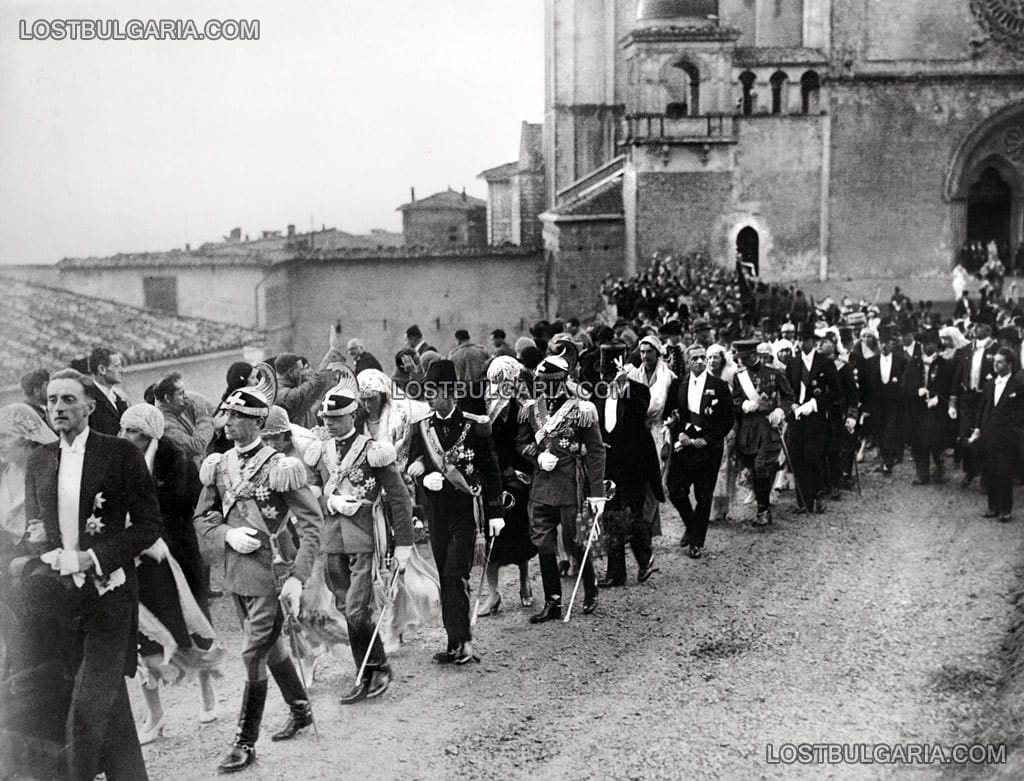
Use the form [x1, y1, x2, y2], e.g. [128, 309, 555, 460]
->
[737, 226, 759, 274]
[966, 166, 1012, 264]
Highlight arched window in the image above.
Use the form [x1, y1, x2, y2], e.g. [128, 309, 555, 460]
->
[770, 71, 788, 114]
[667, 60, 700, 118]
[800, 70, 821, 114]
[737, 227, 759, 275]
[739, 71, 756, 116]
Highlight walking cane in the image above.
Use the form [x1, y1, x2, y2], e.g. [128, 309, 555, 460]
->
[776, 428, 809, 512]
[471, 491, 516, 626]
[851, 442, 863, 497]
[564, 480, 615, 623]
[354, 565, 401, 686]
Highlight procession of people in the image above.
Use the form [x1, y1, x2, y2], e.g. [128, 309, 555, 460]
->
[1, 251, 1024, 779]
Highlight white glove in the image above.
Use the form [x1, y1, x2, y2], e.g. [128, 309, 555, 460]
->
[537, 451, 559, 472]
[948, 404, 958, 420]
[800, 399, 818, 417]
[969, 428, 981, 444]
[587, 497, 607, 515]
[488, 517, 505, 536]
[768, 408, 785, 427]
[279, 576, 302, 618]
[918, 388, 928, 398]
[926, 395, 939, 409]
[328, 495, 362, 516]
[741, 399, 759, 414]
[423, 472, 445, 492]
[225, 526, 261, 554]
[407, 459, 425, 478]
[393, 545, 413, 571]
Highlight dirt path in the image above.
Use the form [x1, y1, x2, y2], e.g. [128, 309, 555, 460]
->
[138, 465, 1023, 780]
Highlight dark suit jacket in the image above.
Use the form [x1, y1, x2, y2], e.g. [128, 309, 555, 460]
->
[975, 374, 1024, 475]
[862, 351, 908, 414]
[665, 372, 734, 469]
[785, 351, 841, 419]
[951, 342, 999, 398]
[86, 385, 128, 436]
[24, 429, 163, 675]
[595, 380, 663, 499]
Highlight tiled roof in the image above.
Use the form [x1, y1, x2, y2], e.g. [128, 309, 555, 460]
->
[478, 161, 519, 181]
[0, 276, 263, 387]
[546, 174, 624, 218]
[396, 188, 487, 212]
[58, 227, 404, 269]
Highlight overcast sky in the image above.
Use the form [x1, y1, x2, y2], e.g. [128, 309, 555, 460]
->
[0, 0, 544, 265]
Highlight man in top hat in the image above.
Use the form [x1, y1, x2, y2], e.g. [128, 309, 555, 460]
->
[25, 368, 162, 781]
[594, 343, 662, 585]
[819, 336, 860, 497]
[664, 343, 734, 558]
[304, 386, 413, 701]
[407, 359, 503, 663]
[193, 387, 323, 773]
[784, 322, 841, 512]
[903, 327, 955, 484]
[970, 347, 1024, 521]
[732, 340, 795, 525]
[950, 321, 999, 488]
[861, 323, 908, 475]
[517, 355, 606, 621]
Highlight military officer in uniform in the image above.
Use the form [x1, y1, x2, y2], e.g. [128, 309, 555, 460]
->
[193, 388, 323, 774]
[732, 340, 795, 525]
[406, 359, 504, 664]
[516, 355, 606, 621]
[305, 386, 414, 701]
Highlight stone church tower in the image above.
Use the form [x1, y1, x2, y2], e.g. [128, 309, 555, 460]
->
[539, 0, 1024, 318]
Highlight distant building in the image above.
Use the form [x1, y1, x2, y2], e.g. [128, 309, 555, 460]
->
[396, 187, 487, 248]
[478, 122, 545, 248]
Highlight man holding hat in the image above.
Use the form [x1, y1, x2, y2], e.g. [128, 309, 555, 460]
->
[784, 322, 841, 512]
[732, 339, 795, 525]
[407, 359, 503, 663]
[951, 321, 999, 488]
[193, 387, 323, 773]
[664, 343, 735, 558]
[517, 354, 606, 621]
[903, 327, 955, 484]
[304, 385, 414, 700]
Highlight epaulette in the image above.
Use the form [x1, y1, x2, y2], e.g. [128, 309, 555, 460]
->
[199, 453, 222, 486]
[463, 411, 492, 436]
[303, 438, 323, 467]
[575, 400, 598, 427]
[366, 440, 397, 468]
[268, 454, 308, 492]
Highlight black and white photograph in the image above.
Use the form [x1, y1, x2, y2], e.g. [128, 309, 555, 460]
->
[2, 0, 1024, 778]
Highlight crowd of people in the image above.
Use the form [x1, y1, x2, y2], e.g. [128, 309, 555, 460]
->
[1, 253, 1024, 779]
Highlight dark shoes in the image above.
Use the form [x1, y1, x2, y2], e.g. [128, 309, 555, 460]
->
[271, 702, 313, 741]
[597, 577, 625, 588]
[638, 556, 659, 583]
[582, 595, 598, 615]
[339, 667, 392, 704]
[753, 508, 772, 526]
[558, 560, 570, 577]
[433, 649, 457, 664]
[679, 534, 692, 548]
[218, 743, 256, 774]
[530, 599, 562, 623]
[687, 545, 702, 560]
[453, 646, 480, 665]
[1000, 515, 1013, 523]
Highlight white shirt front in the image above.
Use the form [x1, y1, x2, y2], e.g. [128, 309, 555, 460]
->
[994, 374, 1010, 407]
[879, 353, 892, 386]
[603, 396, 617, 433]
[688, 370, 707, 414]
[58, 427, 89, 553]
[799, 349, 815, 403]
[970, 341, 989, 391]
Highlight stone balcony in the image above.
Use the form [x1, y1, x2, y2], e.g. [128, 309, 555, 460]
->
[618, 113, 739, 146]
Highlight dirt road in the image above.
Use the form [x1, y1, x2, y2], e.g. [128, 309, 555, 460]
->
[137, 465, 1023, 780]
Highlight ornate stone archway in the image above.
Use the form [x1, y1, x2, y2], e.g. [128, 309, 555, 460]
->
[945, 102, 1024, 267]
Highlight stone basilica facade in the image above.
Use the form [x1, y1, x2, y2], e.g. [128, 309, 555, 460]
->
[530, 0, 1024, 316]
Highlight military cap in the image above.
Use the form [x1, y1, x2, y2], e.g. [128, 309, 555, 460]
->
[222, 388, 269, 418]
